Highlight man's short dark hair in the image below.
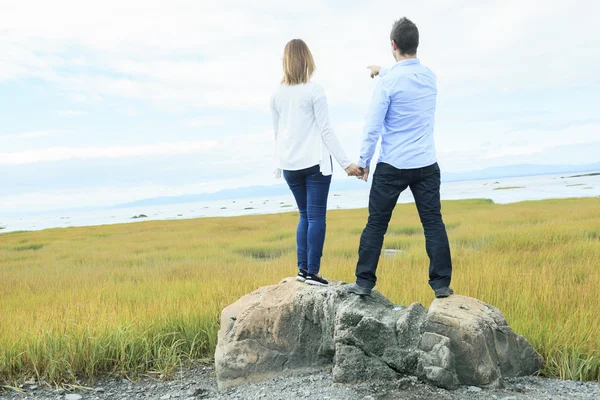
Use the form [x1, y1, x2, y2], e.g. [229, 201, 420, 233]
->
[390, 17, 419, 55]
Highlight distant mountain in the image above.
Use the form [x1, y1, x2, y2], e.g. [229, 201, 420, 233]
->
[112, 184, 292, 208]
[442, 162, 600, 182]
[112, 162, 599, 209]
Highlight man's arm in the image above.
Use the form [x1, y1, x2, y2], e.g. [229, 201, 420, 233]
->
[358, 79, 390, 177]
[367, 65, 390, 79]
[312, 86, 353, 171]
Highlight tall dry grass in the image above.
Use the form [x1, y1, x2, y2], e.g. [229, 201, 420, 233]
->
[0, 197, 599, 384]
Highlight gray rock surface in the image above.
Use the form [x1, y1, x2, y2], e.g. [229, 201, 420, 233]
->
[418, 295, 544, 389]
[2, 365, 599, 400]
[215, 279, 543, 390]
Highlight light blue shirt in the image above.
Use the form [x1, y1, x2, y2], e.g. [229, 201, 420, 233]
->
[358, 58, 438, 170]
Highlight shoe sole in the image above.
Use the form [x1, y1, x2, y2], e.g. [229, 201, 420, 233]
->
[305, 279, 328, 286]
[435, 289, 454, 298]
[296, 276, 306, 282]
[348, 288, 371, 297]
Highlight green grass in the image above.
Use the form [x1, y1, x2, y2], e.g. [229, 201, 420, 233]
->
[10, 243, 45, 252]
[0, 198, 599, 384]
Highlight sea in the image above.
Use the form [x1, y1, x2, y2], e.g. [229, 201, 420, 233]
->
[0, 173, 598, 233]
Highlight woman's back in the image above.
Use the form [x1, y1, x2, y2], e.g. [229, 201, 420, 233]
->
[271, 81, 325, 170]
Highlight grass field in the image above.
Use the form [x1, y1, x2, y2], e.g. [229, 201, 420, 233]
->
[1, 197, 599, 385]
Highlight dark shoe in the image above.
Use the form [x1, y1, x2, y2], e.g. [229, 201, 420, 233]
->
[306, 274, 328, 286]
[296, 269, 308, 282]
[348, 283, 372, 297]
[435, 287, 454, 298]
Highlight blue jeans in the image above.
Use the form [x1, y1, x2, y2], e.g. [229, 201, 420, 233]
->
[355, 162, 452, 291]
[283, 164, 332, 275]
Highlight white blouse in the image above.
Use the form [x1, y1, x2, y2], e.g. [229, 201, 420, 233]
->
[270, 81, 352, 178]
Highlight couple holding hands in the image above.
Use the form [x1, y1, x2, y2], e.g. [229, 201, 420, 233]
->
[270, 17, 453, 298]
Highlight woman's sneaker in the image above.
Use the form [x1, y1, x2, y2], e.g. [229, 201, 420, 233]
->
[296, 269, 308, 282]
[306, 274, 328, 286]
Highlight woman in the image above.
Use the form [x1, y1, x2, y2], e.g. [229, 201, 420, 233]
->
[270, 39, 361, 286]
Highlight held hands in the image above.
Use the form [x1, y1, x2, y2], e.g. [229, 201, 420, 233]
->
[367, 65, 382, 79]
[357, 167, 369, 182]
[345, 163, 362, 177]
[344, 164, 370, 182]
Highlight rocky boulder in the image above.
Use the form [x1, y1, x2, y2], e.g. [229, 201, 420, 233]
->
[215, 279, 543, 390]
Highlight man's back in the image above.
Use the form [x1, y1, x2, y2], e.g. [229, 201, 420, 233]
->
[380, 59, 437, 169]
[359, 58, 438, 170]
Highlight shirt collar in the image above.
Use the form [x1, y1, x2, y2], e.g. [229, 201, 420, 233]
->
[391, 58, 420, 69]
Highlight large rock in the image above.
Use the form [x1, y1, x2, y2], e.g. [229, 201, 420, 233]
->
[417, 296, 544, 389]
[215, 279, 543, 390]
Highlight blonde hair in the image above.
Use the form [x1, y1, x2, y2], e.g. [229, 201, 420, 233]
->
[281, 39, 316, 85]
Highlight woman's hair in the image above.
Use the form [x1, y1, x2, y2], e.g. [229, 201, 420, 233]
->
[281, 39, 316, 85]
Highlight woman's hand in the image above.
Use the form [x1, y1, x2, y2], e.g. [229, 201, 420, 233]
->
[345, 163, 362, 177]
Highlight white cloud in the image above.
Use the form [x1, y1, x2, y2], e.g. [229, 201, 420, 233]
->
[0, 140, 219, 165]
[437, 122, 600, 171]
[183, 117, 226, 127]
[2, 1, 598, 110]
[0, 130, 73, 140]
[56, 109, 87, 117]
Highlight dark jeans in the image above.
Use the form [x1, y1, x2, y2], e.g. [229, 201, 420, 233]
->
[355, 162, 452, 291]
[283, 164, 332, 275]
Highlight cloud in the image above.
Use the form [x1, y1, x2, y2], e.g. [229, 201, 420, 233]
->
[183, 117, 226, 127]
[437, 122, 600, 171]
[0, 130, 73, 140]
[56, 109, 87, 117]
[0, 140, 219, 165]
[2, 1, 598, 111]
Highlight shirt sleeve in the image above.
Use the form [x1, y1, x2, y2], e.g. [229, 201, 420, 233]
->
[270, 94, 279, 140]
[270, 94, 283, 179]
[358, 79, 390, 169]
[378, 67, 390, 78]
[312, 85, 352, 170]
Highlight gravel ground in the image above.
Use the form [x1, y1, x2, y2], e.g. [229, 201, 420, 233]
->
[1, 364, 599, 400]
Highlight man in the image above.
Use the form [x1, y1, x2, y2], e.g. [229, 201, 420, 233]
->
[348, 17, 453, 298]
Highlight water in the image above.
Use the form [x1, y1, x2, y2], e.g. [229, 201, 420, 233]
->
[0, 173, 597, 233]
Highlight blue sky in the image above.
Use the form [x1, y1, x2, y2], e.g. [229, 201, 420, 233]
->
[1, 0, 599, 213]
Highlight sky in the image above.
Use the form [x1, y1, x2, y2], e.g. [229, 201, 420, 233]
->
[1, 0, 599, 213]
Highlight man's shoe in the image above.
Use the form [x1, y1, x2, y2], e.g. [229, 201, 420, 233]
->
[348, 283, 372, 297]
[435, 287, 454, 298]
[296, 269, 308, 282]
[306, 274, 328, 286]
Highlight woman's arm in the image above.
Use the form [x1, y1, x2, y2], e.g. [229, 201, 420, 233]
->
[270, 94, 282, 178]
[311, 85, 355, 172]
[270, 95, 279, 140]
